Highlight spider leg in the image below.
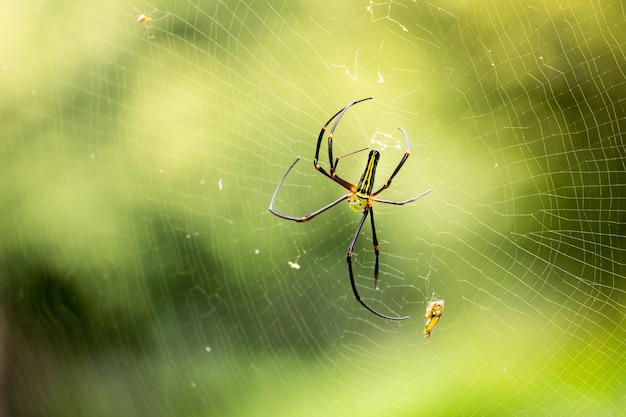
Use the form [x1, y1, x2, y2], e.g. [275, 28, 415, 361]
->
[369, 207, 380, 291]
[326, 97, 373, 173]
[373, 188, 432, 206]
[371, 127, 413, 196]
[370, 126, 431, 203]
[313, 97, 373, 191]
[332, 147, 369, 174]
[347, 209, 409, 320]
[269, 157, 350, 222]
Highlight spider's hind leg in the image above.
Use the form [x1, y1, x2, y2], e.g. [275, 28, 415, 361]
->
[346, 209, 409, 321]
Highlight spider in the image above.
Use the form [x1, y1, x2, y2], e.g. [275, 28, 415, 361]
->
[269, 97, 431, 320]
[134, 8, 170, 39]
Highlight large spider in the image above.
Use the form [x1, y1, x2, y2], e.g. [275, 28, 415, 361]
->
[269, 97, 431, 320]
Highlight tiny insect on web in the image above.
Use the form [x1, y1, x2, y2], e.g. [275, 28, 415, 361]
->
[134, 7, 171, 39]
[269, 97, 431, 320]
[423, 299, 444, 338]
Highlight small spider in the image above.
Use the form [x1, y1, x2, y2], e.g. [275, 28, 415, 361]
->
[269, 97, 431, 320]
[134, 8, 170, 39]
[423, 299, 444, 338]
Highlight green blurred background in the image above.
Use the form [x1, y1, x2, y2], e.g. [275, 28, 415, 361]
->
[2, 0, 625, 416]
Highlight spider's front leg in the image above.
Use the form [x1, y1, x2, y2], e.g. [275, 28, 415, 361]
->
[269, 158, 351, 222]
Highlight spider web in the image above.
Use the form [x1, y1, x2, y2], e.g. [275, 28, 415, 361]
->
[2, 0, 625, 416]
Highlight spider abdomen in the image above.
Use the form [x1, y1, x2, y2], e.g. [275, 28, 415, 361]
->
[348, 150, 380, 212]
[357, 150, 379, 194]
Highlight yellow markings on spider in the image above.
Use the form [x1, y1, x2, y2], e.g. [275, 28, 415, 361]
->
[348, 150, 379, 212]
[423, 299, 444, 338]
